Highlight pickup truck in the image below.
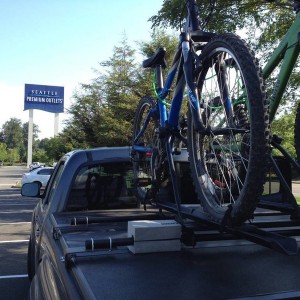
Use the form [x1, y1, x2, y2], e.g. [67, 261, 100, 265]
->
[22, 146, 195, 299]
[22, 146, 300, 300]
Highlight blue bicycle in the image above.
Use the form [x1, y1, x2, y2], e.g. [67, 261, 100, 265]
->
[132, 0, 269, 225]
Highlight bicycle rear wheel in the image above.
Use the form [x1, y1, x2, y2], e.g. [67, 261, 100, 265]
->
[188, 33, 269, 225]
[132, 96, 158, 200]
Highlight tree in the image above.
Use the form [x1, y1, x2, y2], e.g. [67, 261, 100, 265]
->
[65, 34, 140, 147]
[98, 34, 141, 145]
[63, 31, 180, 148]
[271, 104, 298, 158]
[150, 1, 293, 37]
[0, 143, 7, 162]
[150, 0, 300, 110]
[44, 137, 73, 162]
[6, 147, 20, 164]
[22, 122, 40, 148]
[1, 118, 23, 149]
[33, 149, 50, 165]
[0, 118, 42, 163]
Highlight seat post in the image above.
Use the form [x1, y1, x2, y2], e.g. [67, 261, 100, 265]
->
[155, 65, 164, 90]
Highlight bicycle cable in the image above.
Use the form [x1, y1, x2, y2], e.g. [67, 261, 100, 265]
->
[152, 72, 171, 107]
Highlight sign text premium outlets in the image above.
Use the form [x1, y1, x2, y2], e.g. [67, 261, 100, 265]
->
[24, 84, 64, 113]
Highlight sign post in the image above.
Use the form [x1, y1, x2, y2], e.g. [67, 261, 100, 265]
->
[54, 113, 59, 137]
[24, 84, 64, 166]
[27, 109, 33, 168]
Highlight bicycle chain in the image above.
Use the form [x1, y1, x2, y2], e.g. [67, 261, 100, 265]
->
[147, 143, 169, 202]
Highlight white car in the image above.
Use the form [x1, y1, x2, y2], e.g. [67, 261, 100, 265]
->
[21, 167, 54, 187]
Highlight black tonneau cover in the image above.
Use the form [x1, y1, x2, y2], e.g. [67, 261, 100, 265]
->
[52, 208, 300, 300]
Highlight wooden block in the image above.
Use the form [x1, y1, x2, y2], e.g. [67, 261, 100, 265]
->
[127, 220, 182, 254]
[128, 220, 181, 241]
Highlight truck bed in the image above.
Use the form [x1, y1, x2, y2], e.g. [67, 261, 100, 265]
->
[52, 207, 300, 300]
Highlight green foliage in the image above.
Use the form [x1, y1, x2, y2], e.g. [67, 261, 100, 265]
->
[150, 1, 293, 34]
[6, 147, 20, 164]
[0, 118, 65, 164]
[2, 118, 23, 149]
[61, 31, 180, 149]
[150, 0, 300, 111]
[32, 149, 50, 165]
[271, 106, 297, 157]
[0, 143, 7, 162]
[138, 29, 178, 65]
[43, 137, 73, 161]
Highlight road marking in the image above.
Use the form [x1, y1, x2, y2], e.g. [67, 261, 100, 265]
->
[0, 210, 34, 213]
[0, 203, 36, 206]
[0, 240, 29, 244]
[0, 274, 28, 279]
[0, 222, 31, 225]
[0, 201, 34, 204]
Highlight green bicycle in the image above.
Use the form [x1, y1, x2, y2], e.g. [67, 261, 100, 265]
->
[261, 1, 300, 158]
[191, 0, 300, 217]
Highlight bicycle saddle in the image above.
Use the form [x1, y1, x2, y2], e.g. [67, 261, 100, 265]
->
[143, 47, 167, 69]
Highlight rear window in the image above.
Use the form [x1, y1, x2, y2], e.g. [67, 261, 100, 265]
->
[38, 168, 53, 175]
[66, 162, 137, 211]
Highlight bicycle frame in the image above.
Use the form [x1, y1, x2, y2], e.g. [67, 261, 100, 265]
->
[133, 0, 211, 154]
[131, 0, 215, 217]
[263, 7, 300, 122]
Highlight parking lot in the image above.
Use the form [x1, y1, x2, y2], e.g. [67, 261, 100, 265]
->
[0, 166, 38, 300]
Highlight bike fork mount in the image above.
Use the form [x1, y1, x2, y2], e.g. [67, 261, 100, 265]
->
[153, 137, 300, 256]
[133, 133, 300, 255]
[258, 134, 300, 219]
[154, 201, 299, 256]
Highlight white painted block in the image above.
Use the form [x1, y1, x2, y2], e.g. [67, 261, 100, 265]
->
[127, 220, 182, 254]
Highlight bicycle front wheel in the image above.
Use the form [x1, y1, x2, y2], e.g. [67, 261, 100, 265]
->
[188, 33, 269, 225]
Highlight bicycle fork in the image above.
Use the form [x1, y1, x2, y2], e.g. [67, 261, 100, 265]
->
[182, 37, 236, 134]
[152, 73, 184, 220]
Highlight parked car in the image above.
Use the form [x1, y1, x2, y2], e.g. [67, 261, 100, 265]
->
[21, 166, 54, 187]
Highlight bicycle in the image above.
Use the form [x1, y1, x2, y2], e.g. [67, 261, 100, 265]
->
[131, 0, 269, 226]
[245, 0, 300, 215]
[259, 1, 300, 158]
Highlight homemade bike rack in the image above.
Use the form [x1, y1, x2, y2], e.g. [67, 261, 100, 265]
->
[146, 137, 300, 256]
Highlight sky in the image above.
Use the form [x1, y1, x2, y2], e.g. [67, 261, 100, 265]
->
[0, 0, 164, 139]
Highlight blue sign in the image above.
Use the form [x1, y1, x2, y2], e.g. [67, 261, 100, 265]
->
[24, 84, 64, 113]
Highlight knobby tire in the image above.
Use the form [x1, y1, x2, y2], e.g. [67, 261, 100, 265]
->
[188, 33, 269, 225]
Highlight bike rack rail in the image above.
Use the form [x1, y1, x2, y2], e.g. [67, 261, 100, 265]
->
[153, 201, 299, 255]
[146, 138, 300, 256]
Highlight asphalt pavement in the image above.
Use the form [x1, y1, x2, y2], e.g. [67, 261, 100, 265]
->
[0, 166, 38, 300]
